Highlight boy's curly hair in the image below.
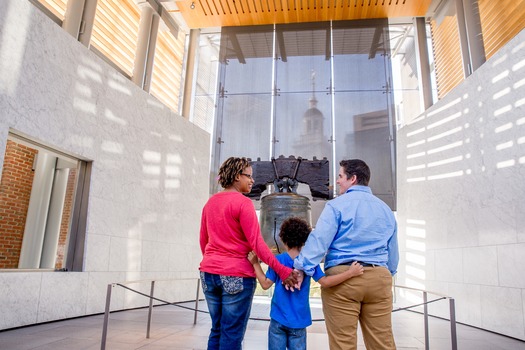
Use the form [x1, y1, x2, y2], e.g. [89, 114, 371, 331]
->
[279, 217, 311, 249]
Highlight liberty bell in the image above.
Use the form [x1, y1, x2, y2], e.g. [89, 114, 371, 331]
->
[246, 156, 332, 254]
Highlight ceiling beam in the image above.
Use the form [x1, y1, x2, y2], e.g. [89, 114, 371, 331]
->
[276, 29, 287, 62]
[368, 26, 382, 59]
[229, 33, 246, 64]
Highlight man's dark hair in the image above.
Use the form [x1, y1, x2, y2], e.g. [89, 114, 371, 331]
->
[339, 159, 370, 186]
[279, 217, 311, 249]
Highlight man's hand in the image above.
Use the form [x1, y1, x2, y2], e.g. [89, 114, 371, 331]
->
[282, 271, 298, 292]
[292, 269, 304, 289]
[293, 269, 304, 289]
[283, 269, 304, 291]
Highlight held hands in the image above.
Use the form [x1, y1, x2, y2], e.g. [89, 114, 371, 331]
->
[248, 251, 303, 292]
[283, 269, 304, 292]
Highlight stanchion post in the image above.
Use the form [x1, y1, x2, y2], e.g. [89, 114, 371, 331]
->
[101, 284, 113, 350]
[449, 298, 458, 350]
[423, 291, 429, 350]
[194, 279, 200, 325]
[146, 280, 156, 339]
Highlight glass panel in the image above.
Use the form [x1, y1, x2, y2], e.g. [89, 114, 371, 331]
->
[212, 21, 396, 210]
[216, 94, 272, 161]
[389, 24, 422, 126]
[212, 93, 272, 199]
[219, 26, 274, 94]
[273, 90, 332, 160]
[332, 20, 396, 210]
[332, 21, 390, 91]
[333, 90, 395, 209]
[273, 23, 332, 161]
[212, 26, 274, 193]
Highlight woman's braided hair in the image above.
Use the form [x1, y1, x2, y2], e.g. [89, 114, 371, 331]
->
[218, 157, 250, 188]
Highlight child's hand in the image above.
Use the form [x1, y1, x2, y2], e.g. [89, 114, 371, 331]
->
[348, 261, 364, 277]
[247, 251, 259, 265]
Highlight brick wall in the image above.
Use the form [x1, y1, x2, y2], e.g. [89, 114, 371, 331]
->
[0, 140, 37, 268]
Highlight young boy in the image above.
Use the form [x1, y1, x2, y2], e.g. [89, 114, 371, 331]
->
[248, 216, 364, 350]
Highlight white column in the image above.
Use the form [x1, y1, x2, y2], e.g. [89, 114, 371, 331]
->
[132, 4, 155, 89]
[18, 153, 56, 269]
[78, 0, 99, 48]
[413, 17, 433, 111]
[461, 0, 486, 72]
[62, 0, 86, 39]
[39, 167, 70, 269]
[182, 29, 201, 119]
[143, 13, 159, 93]
[454, 0, 471, 77]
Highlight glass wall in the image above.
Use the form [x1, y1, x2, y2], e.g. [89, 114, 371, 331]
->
[274, 23, 332, 163]
[213, 19, 396, 211]
[332, 20, 395, 208]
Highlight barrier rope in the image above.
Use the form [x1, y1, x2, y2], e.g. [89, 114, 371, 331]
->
[114, 283, 447, 322]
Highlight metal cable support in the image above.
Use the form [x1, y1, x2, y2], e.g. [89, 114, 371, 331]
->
[115, 283, 447, 322]
[101, 280, 458, 350]
[115, 283, 210, 314]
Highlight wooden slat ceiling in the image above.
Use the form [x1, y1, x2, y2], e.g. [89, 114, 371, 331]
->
[170, 0, 433, 29]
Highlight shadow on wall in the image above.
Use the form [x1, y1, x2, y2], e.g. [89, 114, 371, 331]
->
[397, 35, 525, 336]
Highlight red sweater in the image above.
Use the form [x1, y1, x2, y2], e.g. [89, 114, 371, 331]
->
[199, 191, 292, 281]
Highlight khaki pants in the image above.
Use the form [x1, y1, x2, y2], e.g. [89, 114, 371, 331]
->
[322, 265, 396, 350]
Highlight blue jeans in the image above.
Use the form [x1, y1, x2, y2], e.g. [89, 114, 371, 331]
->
[268, 319, 307, 350]
[200, 272, 256, 350]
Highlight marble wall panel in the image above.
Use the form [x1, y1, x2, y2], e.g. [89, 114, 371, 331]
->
[462, 246, 499, 286]
[397, 28, 525, 339]
[447, 282, 481, 326]
[0, 0, 209, 329]
[108, 237, 143, 272]
[84, 234, 111, 272]
[85, 271, 126, 314]
[480, 286, 525, 339]
[0, 273, 42, 329]
[434, 248, 463, 283]
[518, 198, 525, 243]
[477, 202, 517, 246]
[497, 244, 525, 288]
[0, 125, 7, 169]
[141, 240, 171, 272]
[169, 243, 197, 273]
[37, 273, 89, 323]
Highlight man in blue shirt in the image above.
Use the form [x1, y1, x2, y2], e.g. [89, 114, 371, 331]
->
[294, 159, 399, 350]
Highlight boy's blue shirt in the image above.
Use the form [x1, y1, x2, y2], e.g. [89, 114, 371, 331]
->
[266, 252, 325, 328]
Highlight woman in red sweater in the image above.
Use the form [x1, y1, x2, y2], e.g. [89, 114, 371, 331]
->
[199, 157, 298, 350]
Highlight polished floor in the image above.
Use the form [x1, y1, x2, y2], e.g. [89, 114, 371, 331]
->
[1, 296, 524, 350]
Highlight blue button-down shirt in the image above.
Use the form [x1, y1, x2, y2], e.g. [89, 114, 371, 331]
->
[294, 185, 399, 276]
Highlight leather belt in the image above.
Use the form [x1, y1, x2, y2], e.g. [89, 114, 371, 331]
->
[339, 261, 377, 267]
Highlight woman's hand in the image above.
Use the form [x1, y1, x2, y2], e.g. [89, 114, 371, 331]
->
[283, 269, 304, 291]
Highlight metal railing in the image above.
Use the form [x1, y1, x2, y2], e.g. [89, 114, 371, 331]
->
[101, 278, 201, 350]
[393, 284, 457, 350]
[100, 279, 457, 350]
